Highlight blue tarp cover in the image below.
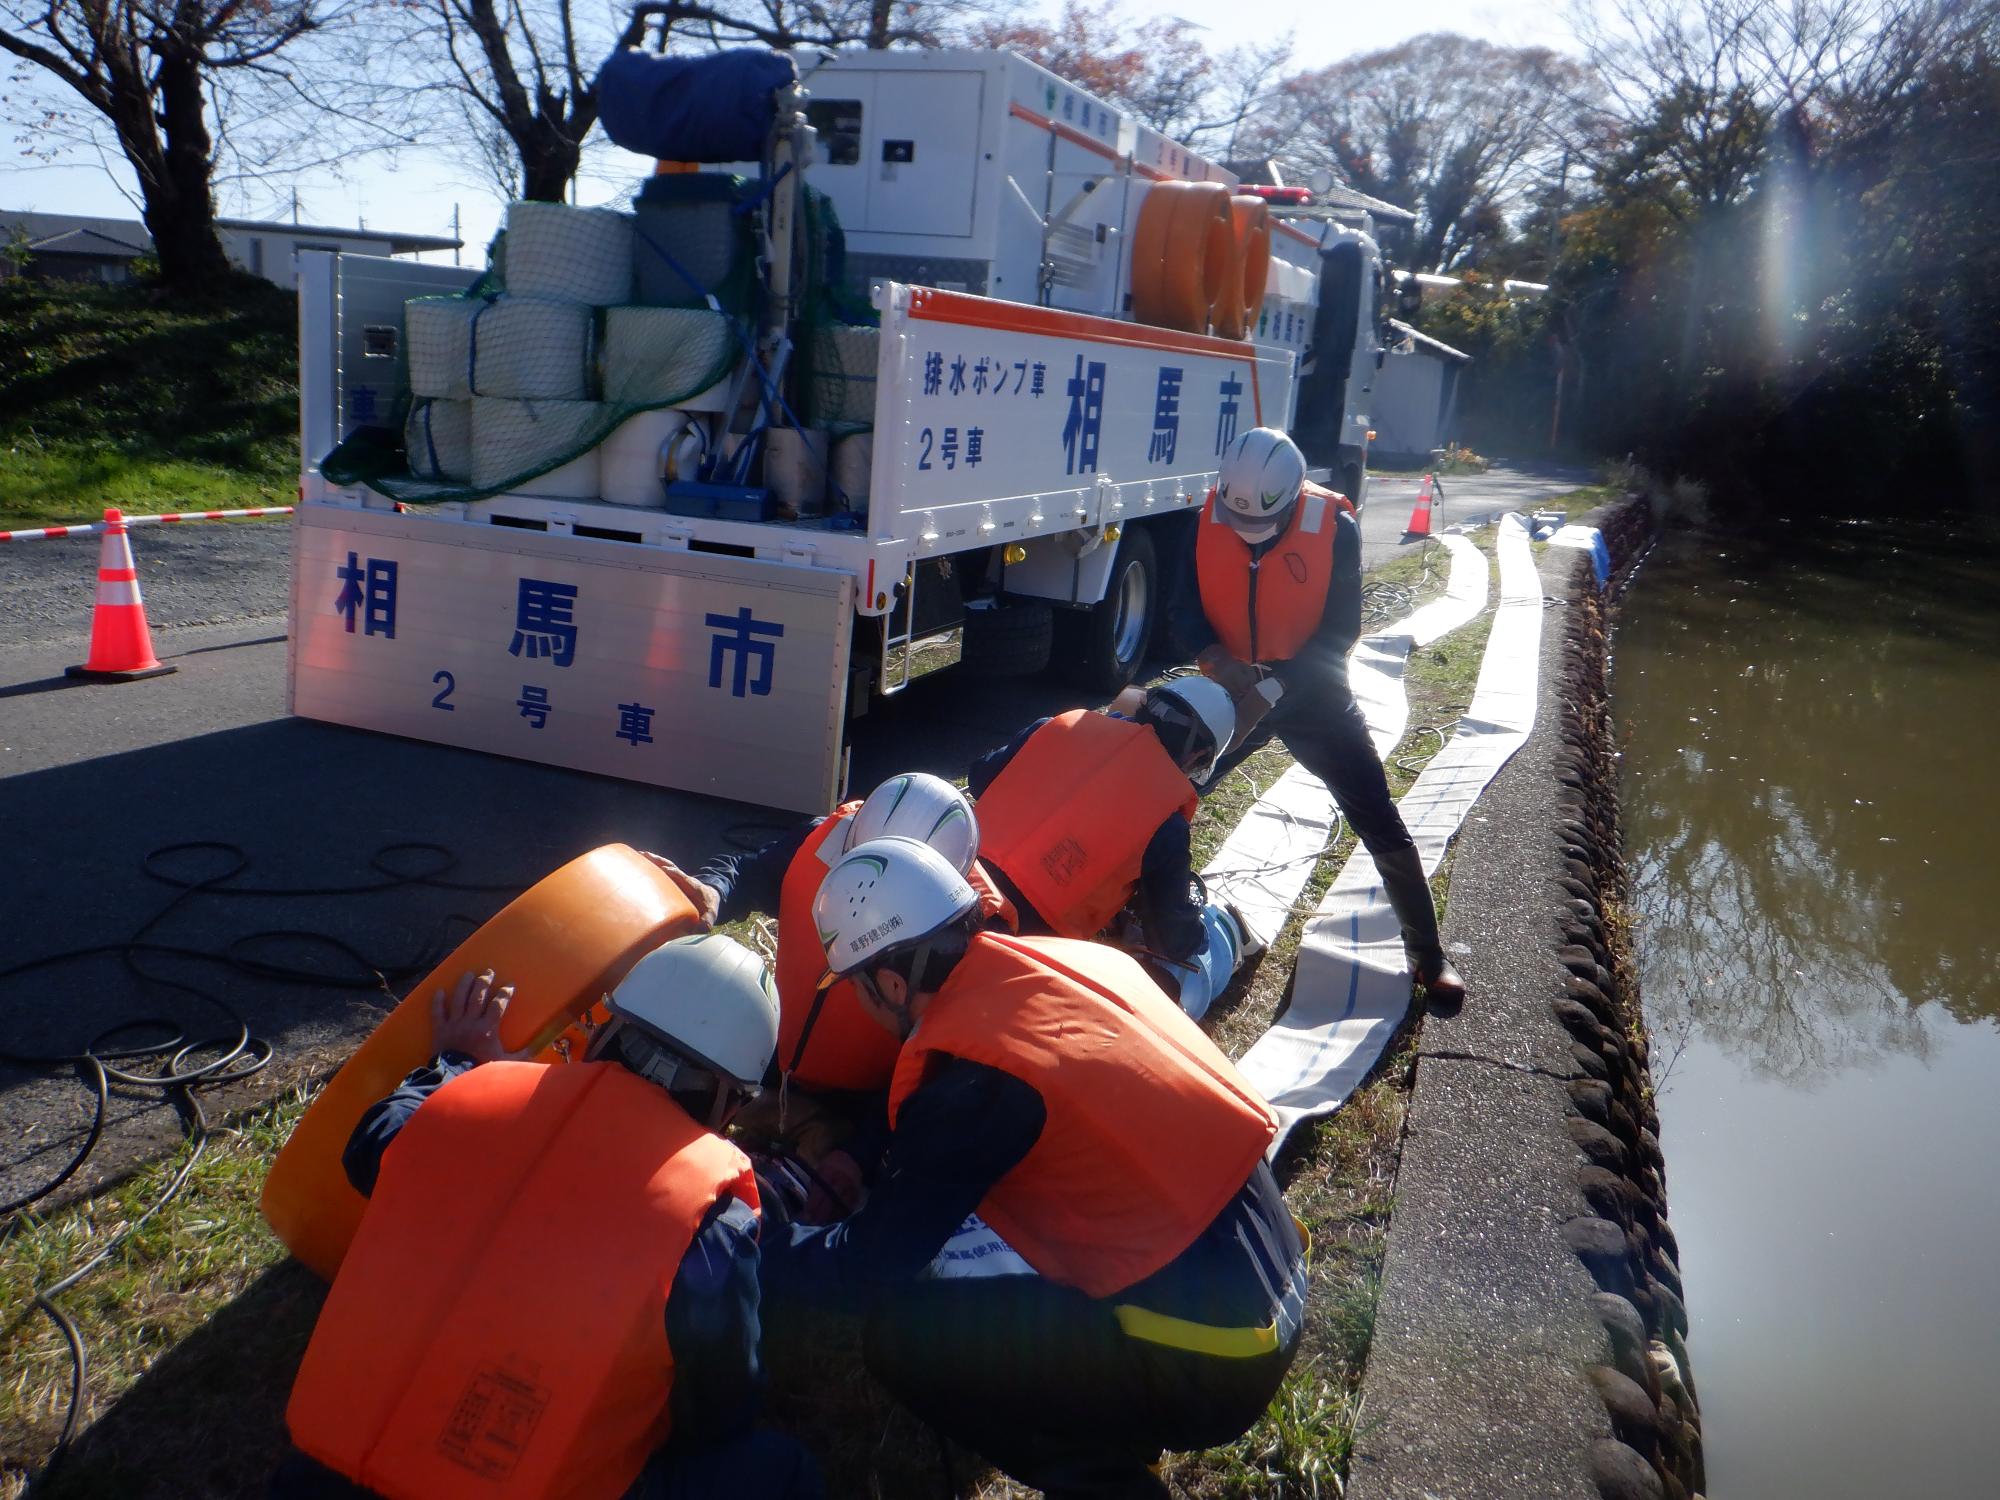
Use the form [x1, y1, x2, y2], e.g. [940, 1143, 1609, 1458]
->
[598, 48, 797, 164]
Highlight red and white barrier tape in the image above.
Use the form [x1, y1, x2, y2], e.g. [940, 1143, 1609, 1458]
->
[0, 506, 294, 543]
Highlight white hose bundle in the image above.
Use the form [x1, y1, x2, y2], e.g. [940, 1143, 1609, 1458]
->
[599, 409, 695, 507]
[405, 398, 472, 482]
[832, 432, 873, 506]
[469, 295, 595, 401]
[471, 398, 605, 497]
[406, 297, 482, 400]
[504, 201, 634, 305]
[600, 307, 736, 405]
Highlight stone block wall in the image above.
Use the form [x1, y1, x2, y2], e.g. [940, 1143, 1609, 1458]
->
[1350, 497, 1702, 1500]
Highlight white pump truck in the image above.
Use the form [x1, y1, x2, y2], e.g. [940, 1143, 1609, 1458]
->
[291, 47, 1388, 812]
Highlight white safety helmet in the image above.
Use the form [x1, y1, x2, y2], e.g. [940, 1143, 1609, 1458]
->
[595, 933, 779, 1099]
[814, 836, 978, 980]
[1216, 427, 1308, 544]
[1142, 676, 1238, 786]
[845, 771, 980, 874]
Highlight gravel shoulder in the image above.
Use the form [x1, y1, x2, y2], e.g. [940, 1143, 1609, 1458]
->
[0, 522, 294, 650]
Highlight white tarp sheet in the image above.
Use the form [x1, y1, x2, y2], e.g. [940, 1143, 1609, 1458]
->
[1201, 532, 1490, 949]
[1239, 513, 1544, 1151]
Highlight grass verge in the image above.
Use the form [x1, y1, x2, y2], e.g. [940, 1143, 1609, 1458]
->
[0, 279, 298, 529]
[0, 530, 1508, 1498]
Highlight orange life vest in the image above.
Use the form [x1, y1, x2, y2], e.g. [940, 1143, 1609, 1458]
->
[1194, 481, 1352, 663]
[889, 931, 1276, 1298]
[776, 804, 1017, 1092]
[286, 1062, 755, 1500]
[975, 712, 1200, 940]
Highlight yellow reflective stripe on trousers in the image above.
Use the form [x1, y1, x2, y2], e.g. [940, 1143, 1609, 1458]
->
[1112, 1304, 1281, 1359]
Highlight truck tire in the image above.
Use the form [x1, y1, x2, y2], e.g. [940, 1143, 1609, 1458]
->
[1339, 460, 1366, 513]
[961, 597, 1054, 677]
[1053, 527, 1157, 692]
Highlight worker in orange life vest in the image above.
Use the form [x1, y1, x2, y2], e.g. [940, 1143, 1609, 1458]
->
[762, 838, 1307, 1499]
[1169, 425, 1468, 1006]
[969, 677, 1257, 1019]
[644, 772, 1013, 1216]
[270, 938, 820, 1500]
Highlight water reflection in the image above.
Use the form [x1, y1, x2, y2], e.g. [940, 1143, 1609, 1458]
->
[1619, 516, 2000, 1497]
[1620, 518, 2000, 1086]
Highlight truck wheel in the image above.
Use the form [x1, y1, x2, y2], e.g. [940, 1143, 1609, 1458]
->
[961, 597, 1054, 677]
[1055, 526, 1156, 693]
[1340, 461, 1367, 513]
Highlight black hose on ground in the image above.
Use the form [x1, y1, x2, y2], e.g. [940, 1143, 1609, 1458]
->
[0, 841, 538, 1485]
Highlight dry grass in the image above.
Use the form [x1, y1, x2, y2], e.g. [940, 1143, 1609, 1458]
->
[1, 1077, 326, 1500]
[0, 528, 1510, 1498]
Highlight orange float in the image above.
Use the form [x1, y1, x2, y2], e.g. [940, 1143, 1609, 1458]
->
[1223, 195, 1273, 341]
[260, 843, 703, 1281]
[1130, 180, 1235, 334]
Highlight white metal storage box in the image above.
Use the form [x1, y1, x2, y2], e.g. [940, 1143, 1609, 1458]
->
[781, 50, 1322, 325]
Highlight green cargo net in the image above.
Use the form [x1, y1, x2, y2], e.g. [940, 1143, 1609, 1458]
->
[794, 187, 879, 436]
[320, 187, 756, 505]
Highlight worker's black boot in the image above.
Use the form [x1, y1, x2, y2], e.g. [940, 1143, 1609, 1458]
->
[1373, 844, 1467, 1009]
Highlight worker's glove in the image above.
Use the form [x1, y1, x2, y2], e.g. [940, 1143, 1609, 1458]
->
[1197, 645, 1260, 700]
[801, 1148, 866, 1224]
[1227, 669, 1283, 742]
[748, 1151, 811, 1231]
[638, 852, 720, 927]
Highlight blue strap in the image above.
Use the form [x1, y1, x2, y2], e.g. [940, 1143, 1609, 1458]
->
[633, 214, 856, 513]
[466, 296, 497, 397]
[418, 401, 441, 478]
[731, 161, 792, 217]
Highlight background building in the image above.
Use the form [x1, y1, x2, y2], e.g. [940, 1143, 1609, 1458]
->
[0, 211, 462, 287]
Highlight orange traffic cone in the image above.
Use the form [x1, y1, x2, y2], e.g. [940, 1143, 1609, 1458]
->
[1403, 473, 1437, 538]
[67, 508, 175, 681]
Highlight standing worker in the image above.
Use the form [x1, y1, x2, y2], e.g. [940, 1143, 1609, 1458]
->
[764, 838, 1308, 1498]
[270, 938, 820, 1500]
[969, 678, 1251, 1018]
[1173, 426, 1467, 1005]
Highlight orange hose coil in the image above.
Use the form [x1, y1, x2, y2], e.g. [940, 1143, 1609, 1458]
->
[260, 843, 704, 1280]
[1130, 180, 1236, 334]
[1212, 205, 1248, 341]
[1227, 195, 1273, 341]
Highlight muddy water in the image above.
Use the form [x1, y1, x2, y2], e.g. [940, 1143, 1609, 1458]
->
[1616, 517, 2000, 1498]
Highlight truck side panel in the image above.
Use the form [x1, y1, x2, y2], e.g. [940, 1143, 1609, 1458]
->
[297, 250, 480, 495]
[290, 506, 853, 812]
[871, 285, 1297, 558]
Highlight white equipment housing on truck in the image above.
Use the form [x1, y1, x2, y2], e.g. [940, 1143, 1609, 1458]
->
[290, 47, 1386, 813]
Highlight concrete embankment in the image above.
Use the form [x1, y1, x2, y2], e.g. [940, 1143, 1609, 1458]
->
[1349, 499, 1703, 1500]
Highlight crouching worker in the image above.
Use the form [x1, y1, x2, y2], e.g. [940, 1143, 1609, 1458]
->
[270, 938, 821, 1500]
[643, 774, 1013, 1214]
[764, 838, 1307, 1498]
[970, 678, 1253, 1019]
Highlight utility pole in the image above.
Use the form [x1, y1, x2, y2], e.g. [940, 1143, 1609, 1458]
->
[452, 203, 462, 266]
[1546, 147, 1569, 274]
[291, 186, 300, 226]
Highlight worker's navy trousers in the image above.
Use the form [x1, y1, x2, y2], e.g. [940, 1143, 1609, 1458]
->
[1210, 678, 1415, 857]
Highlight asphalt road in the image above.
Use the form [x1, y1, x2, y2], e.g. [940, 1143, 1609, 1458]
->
[0, 459, 1594, 1208]
[0, 521, 295, 648]
[1357, 461, 1598, 569]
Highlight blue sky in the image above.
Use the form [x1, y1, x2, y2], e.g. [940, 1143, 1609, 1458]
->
[2, 0, 1578, 263]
